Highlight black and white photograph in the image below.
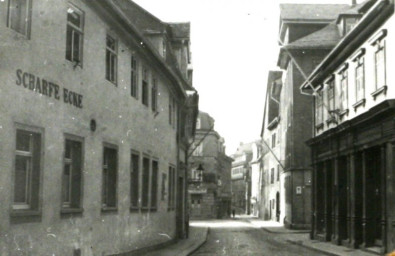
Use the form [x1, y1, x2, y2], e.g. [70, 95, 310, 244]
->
[1, 0, 394, 255]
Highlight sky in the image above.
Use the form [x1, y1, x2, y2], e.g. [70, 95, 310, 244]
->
[133, 0, 359, 154]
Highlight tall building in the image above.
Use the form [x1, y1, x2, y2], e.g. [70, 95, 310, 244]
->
[300, 0, 394, 253]
[188, 111, 232, 219]
[231, 142, 254, 215]
[261, 3, 353, 229]
[0, 1, 198, 255]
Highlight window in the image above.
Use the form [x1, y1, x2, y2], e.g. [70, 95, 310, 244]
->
[13, 128, 41, 210]
[340, 70, 348, 111]
[161, 173, 167, 201]
[270, 168, 274, 184]
[168, 166, 176, 211]
[151, 160, 158, 210]
[271, 133, 276, 148]
[196, 118, 201, 129]
[142, 68, 149, 106]
[172, 98, 177, 129]
[162, 39, 167, 58]
[192, 142, 203, 156]
[375, 40, 386, 90]
[169, 96, 173, 125]
[102, 146, 117, 209]
[66, 5, 84, 65]
[327, 80, 335, 112]
[130, 152, 139, 210]
[142, 156, 150, 209]
[131, 55, 138, 98]
[8, 0, 32, 37]
[277, 165, 280, 181]
[355, 58, 365, 101]
[105, 35, 117, 84]
[151, 77, 158, 112]
[62, 138, 83, 210]
[315, 91, 323, 125]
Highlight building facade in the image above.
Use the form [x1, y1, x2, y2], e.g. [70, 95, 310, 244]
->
[231, 142, 253, 215]
[188, 111, 232, 219]
[300, 0, 394, 253]
[0, 1, 198, 255]
[261, 3, 355, 229]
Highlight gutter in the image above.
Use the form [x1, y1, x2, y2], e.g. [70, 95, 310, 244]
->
[300, 0, 392, 93]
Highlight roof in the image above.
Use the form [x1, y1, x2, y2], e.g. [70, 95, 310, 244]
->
[280, 4, 350, 21]
[284, 23, 341, 50]
[198, 111, 215, 130]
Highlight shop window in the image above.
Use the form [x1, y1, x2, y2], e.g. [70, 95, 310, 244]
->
[130, 152, 139, 210]
[61, 138, 83, 210]
[142, 68, 149, 106]
[13, 129, 41, 210]
[8, 0, 32, 37]
[105, 35, 117, 84]
[151, 77, 158, 112]
[102, 146, 117, 209]
[131, 55, 138, 98]
[150, 160, 158, 210]
[66, 5, 84, 66]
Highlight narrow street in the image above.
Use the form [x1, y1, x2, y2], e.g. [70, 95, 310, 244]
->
[190, 218, 326, 256]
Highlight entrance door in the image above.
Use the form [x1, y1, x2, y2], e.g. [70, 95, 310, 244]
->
[177, 177, 184, 238]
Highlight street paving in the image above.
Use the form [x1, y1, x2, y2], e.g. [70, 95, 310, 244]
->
[190, 219, 326, 256]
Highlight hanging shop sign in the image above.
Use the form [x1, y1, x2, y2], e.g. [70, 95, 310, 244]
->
[15, 69, 83, 109]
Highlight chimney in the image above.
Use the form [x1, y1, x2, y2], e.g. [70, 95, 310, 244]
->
[352, 0, 357, 5]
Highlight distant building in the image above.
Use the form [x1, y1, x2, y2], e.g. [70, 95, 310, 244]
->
[0, 1, 198, 255]
[261, 3, 353, 229]
[231, 142, 254, 215]
[300, 0, 394, 253]
[188, 111, 233, 219]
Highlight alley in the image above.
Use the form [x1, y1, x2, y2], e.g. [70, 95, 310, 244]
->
[190, 219, 326, 256]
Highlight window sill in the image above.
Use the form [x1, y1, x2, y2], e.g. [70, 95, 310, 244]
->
[315, 123, 324, 131]
[326, 117, 337, 126]
[352, 99, 366, 111]
[105, 78, 117, 86]
[10, 209, 41, 217]
[60, 207, 83, 215]
[339, 109, 349, 120]
[371, 85, 387, 100]
[65, 59, 83, 69]
[101, 207, 118, 213]
[130, 206, 140, 212]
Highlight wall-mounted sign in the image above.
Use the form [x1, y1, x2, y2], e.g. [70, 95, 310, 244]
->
[16, 69, 83, 109]
[188, 188, 207, 194]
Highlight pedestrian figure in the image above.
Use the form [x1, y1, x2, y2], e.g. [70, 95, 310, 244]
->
[232, 208, 236, 218]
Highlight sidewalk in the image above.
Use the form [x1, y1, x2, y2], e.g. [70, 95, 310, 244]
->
[247, 218, 380, 256]
[140, 225, 208, 256]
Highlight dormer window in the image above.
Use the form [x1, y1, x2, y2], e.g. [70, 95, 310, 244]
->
[341, 16, 359, 36]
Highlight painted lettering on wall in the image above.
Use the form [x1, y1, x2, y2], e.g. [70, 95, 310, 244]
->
[16, 69, 83, 109]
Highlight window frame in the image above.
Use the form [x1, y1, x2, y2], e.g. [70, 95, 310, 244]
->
[355, 57, 365, 102]
[65, 4, 84, 66]
[7, 0, 32, 38]
[130, 150, 140, 211]
[101, 144, 118, 211]
[315, 91, 324, 127]
[105, 35, 118, 85]
[374, 39, 386, 90]
[12, 124, 43, 215]
[151, 76, 158, 112]
[131, 54, 138, 98]
[142, 67, 149, 106]
[61, 134, 84, 214]
[150, 159, 159, 211]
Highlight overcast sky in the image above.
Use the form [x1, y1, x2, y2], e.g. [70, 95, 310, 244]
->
[133, 0, 359, 154]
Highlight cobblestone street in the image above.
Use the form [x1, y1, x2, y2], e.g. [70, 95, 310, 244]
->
[190, 219, 326, 256]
